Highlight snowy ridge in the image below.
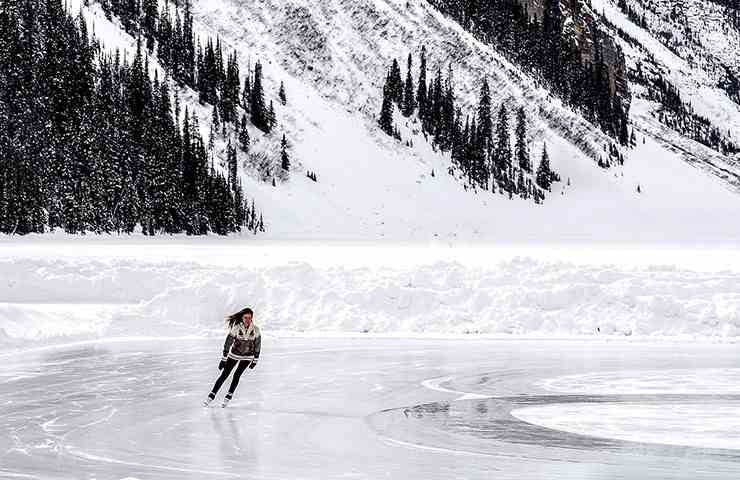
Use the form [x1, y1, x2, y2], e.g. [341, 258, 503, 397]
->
[191, 0, 614, 158]
[3, 255, 740, 348]
[592, 0, 740, 163]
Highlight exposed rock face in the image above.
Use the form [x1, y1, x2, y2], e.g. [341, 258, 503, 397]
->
[520, 0, 630, 109]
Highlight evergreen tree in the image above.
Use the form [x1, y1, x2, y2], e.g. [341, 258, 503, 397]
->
[155, 77, 183, 234]
[477, 79, 493, 153]
[466, 117, 478, 185]
[142, 0, 158, 52]
[211, 104, 220, 135]
[417, 46, 428, 121]
[379, 80, 395, 136]
[280, 134, 290, 171]
[241, 71, 251, 112]
[239, 114, 250, 152]
[403, 53, 416, 117]
[388, 58, 404, 106]
[279, 81, 287, 105]
[517, 169, 527, 199]
[233, 179, 245, 231]
[515, 106, 531, 172]
[182, 0, 196, 86]
[227, 139, 238, 190]
[429, 69, 443, 136]
[439, 65, 455, 151]
[475, 79, 493, 187]
[221, 51, 241, 125]
[494, 105, 512, 187]
[267, 100, 276, 132]
[249, 198, 257, 231]
[536, 143, 553, 191]
[158, 2, 173, 67]
[250, 60, 268, 132]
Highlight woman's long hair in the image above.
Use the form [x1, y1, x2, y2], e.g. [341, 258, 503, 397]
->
[226, 307, 253, 329]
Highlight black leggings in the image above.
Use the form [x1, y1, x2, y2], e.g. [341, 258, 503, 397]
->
[210, 358, 250, 398]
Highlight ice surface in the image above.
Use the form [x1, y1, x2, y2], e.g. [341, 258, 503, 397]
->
[541, 368, 740, 395]
[512, 368, 740, 450]
[512, 402, 740, 451]
[3, 338, 740, 479]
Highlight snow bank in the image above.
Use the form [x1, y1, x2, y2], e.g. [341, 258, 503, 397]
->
[3, 255, 740, 349]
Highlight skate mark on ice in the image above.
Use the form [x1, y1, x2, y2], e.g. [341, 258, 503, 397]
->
[420, 376, 492, 401]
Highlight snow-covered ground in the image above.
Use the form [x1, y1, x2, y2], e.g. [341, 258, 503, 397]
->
[3, 338, 740, 479]
[3, 242, 740, 347]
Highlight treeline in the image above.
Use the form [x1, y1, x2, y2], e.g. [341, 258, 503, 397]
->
[379, 48, 559, 203]
[0, 0, 265, 235]
[427, 0, 631, 146]
[631, 62, 740, 156]
[98, 0, 277, 134]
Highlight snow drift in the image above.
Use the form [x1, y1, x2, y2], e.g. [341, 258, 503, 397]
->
[3, 254, 740, 349]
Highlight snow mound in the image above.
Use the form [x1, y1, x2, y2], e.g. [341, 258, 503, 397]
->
[3, 255, 740, 348]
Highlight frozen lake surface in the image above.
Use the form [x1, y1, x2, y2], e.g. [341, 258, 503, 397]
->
[2, 337, 740, 479]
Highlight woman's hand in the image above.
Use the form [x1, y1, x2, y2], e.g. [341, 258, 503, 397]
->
[219, 359, 226, 370]
[249, 358, 258, 369]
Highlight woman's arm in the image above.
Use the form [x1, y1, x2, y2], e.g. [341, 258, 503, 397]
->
[249, 334, 261, 369]
[254, 334, 261, 359]
[222, 333, 235, 360]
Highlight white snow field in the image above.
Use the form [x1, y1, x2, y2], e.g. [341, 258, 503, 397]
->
[4, 242, 740, 347]
[3, 338, 740, 479]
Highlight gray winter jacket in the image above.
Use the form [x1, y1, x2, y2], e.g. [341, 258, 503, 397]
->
[222, 323, 261, 362]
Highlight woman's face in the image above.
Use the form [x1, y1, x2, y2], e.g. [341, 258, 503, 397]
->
[242, 313, 253, 327]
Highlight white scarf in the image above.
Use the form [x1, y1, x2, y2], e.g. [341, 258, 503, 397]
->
[232, 322, 259, 340]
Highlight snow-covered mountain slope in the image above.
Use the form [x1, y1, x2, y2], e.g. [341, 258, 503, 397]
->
[592, 0, 740, 186]
[617, 0, 740, 101]
[74, 0, 740, 243]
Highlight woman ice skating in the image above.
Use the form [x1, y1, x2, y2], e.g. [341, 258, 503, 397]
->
[204, 307, 261, 408]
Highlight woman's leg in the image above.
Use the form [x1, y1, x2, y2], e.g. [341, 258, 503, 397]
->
[225, 360, 251, 399]
[209, 358, 238, 399]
